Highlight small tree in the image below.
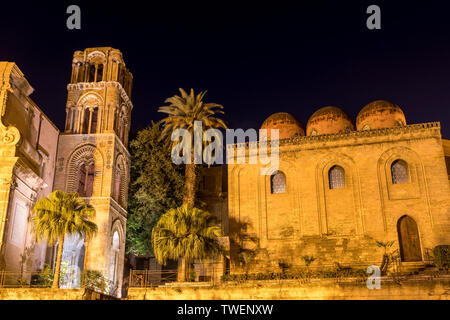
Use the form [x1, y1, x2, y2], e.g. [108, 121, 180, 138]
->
[239, 250, 257, 275]
[126, 122, 185, 256]
[32, 191, 98, 288]
[376, 240, 394, 275]
[302, 255, 316, 268]
[152, 205, 222, 281]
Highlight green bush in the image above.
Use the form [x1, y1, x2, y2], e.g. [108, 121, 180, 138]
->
[221, 268, 367, 282]
[31, 263, 54, 287]
[433, 245, 450, 269]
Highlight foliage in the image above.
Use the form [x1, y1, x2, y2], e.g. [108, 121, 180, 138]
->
[158, 88, 227, 148]
[302, 255, 316, 267]
[81, 270, 117, 296]
[187, 269, 196, 282]
[126, 122, 185, 256]
[152, 205, 222, 266]
[239, 250, 257, 275]
[158, 88, 227, 206]
[221, 268, 368, 282]
[32, 190, 97, 288]
[32, 191, 97, 245]
[433, 245, 450, 270]
[31, 263, 54, 287]
[16, 277, 29, 287]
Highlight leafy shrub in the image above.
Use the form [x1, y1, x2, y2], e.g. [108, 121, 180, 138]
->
[31, 263, 54, 287]
[433, 245, 450, 269]
[221, 268, 367, 282]
[81, 270, 116, 296]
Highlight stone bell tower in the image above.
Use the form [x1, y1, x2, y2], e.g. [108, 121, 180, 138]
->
[53, 47, 132, 295]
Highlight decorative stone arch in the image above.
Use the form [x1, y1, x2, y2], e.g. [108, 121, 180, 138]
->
[113, 154, 129, 208]
[86, 51, 106, 82]
[377, 146, 432, 230]
[315, 153, 364, 236]
[117, 104, 128, 142]
[87, 51, 106, 63]
[65, 144, 104, 197]
[377, 146, 422, 188]
[76, 92, 103, 134]
[77, 92, 104, 108]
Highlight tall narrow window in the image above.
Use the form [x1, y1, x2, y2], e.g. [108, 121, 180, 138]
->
[329, 166, 345, 189]
[271, 171, 286, 194]
[96, 64, 103, 82]
[119, 117, 125, 142]
[82, 108, 90, 134]
[114, 171, 121, 203]
[89, 64, 96, 82]
[391, 160, 409, 184]
[109, 231, 120, 285]
[77, 164, 87, 196]
[90, 107, 98, 134]
[76, 63, 84, 83]
[78, 162, 95, 197]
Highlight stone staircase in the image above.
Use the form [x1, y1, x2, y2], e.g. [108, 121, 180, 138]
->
[399, 262, 427, 275]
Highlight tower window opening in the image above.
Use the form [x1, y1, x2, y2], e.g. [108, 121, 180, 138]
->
[90, 107, 98, 134]
[82, 108, 90, 134]
[96, 64, 103, 82]
[89, 64, 96, 82]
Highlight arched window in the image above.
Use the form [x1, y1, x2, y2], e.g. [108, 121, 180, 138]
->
[90, 107, 98, 134]
[119, 116, 125, 142]
[96, 64, 103, 82]
[82, 108, 90, 134]
[109, 231, 120, 285]
[391, 160, 409, 184]
[77, 162, 95, 197]
[88, 64, 96, 82]
[271, 171, 286, 194]
[329, 165, 345, 189]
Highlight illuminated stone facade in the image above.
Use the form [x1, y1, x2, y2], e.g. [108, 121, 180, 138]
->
[0, 62, 59, 275]
[53, 48, 132, 295]
[227, 102, 450, 273]
[0, 48, 132, 297]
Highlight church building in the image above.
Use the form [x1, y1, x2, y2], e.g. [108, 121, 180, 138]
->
[227, 105, 450, 272]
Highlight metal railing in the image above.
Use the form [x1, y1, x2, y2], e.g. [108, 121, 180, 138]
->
[129, 264, 222, 288]
[0, 269, 118, 297]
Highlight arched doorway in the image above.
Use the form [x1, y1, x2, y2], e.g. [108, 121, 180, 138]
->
[397, 216, 422, 262]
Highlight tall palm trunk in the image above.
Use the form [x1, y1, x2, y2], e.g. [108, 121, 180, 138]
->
[184, 163, 196, 207]
[52, 235, 64, 288]
[178, 255, 187, 282]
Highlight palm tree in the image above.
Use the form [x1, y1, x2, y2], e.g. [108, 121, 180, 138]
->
[151, 205, 222, 281]
[158, 88, 227, 207]
[32, 190, 98, 288]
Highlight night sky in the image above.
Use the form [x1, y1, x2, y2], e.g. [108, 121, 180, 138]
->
[1, 1, 450, 138]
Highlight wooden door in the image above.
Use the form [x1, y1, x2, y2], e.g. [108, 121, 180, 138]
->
[398, 216, 422, 262]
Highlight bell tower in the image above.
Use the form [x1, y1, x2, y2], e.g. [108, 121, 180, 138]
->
[53, 48, 132, 296]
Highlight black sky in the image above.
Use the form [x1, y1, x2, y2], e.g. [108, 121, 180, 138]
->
[1, 1, 450, 137]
